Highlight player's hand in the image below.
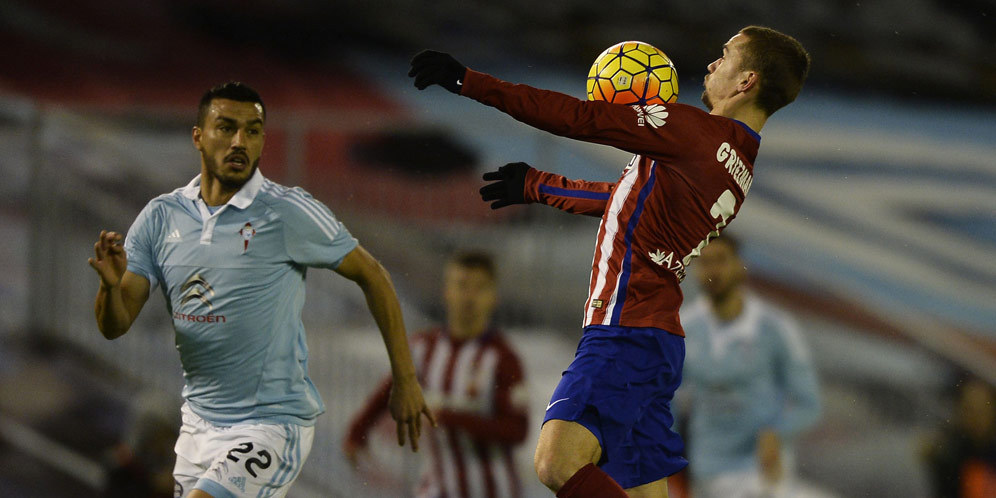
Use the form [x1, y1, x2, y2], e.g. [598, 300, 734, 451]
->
[480, 162, 532, 209]
[757, 429, 783, 483]
[388, 374, 437, 453]
[408, 50, 467, 94]
[88, 230, 128, 289]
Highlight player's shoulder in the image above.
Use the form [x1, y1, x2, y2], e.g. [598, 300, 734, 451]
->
[748, 294, 804, 342]
[138, 187, 189, 219]
[254, 180, 334, 218]
[412, 327, 442, 341]
[481, 330, 525, 364]
[255, 178, 309, 206]
[750, 295, 795, 326]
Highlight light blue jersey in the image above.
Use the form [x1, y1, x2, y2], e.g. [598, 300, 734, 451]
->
[677, 294, 821, 480]
[124, 170, 358, 426]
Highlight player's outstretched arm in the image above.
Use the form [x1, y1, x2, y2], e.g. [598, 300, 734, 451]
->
[409, 50, 693, 160]
[335, 245, 437, 452]
[481, 162, 613, 216]
[88, 230, 150, 339]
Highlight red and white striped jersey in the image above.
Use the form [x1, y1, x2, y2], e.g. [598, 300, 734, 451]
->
[462, 69, 761, 337]
[347, 328, 529, 498]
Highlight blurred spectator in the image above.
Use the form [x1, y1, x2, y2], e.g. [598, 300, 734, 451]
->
[345, 251, 530, 497]
[921, 376, 996, 498]
[103, 395, 179, 498]
[678, 235, 822, 498]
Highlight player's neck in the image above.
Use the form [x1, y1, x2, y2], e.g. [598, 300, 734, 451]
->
[712, 99, 767, 135]
[199, 169, 239, 206]
[447, 320, 487, 342]
[709, 289, 744, 322]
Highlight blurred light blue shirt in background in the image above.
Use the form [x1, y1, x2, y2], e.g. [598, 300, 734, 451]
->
[678, 293, 822, 480]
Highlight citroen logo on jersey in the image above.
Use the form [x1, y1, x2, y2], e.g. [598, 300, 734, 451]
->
[180, 273, 215, 310]
[632, 104, 668, 128]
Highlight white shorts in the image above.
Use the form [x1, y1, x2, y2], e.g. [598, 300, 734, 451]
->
[173, 403, 314, 498]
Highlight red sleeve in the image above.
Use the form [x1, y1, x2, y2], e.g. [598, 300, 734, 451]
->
[461, 69, 704, 160]
[436, 343, 528, 445]
[524, 167, 614, 217]
[345, 375, 393, 448]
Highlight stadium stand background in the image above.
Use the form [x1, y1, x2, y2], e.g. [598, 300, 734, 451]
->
[0, 0, 993, 496]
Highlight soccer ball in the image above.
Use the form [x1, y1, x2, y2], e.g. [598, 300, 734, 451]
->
[586, 41, 678, 105]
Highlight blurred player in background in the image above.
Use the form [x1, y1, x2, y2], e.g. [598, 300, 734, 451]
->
[87, 82, 434, 498]
[678, 235, 821, 498]
[409, 25, 810, 498]
[345, 251, 530, 498]
[921, 375, 996, 498]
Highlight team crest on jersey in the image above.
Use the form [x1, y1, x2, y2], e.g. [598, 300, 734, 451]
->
[239, 222, 256, 254]
[632, 104, 668, 128]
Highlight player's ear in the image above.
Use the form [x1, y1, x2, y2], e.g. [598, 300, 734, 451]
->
[738, 71, 759, 94]
[192, 126, 203, 151]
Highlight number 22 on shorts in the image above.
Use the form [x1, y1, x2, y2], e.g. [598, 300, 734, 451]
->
[226, 441, 273, 478]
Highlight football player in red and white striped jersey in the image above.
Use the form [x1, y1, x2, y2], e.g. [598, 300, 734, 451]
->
[409, 26, 811, 498]
[345, 252, 529, 498]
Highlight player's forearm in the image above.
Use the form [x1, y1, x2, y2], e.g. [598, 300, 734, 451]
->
[525, 168, 612, 216]
[463, 69, 640, 151]
[357, 265, 418, 381]
[94, 283, 133, 339]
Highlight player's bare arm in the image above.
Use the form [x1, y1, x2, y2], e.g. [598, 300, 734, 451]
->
[88, 230, 150, 339]
[334, 245, 437, 451]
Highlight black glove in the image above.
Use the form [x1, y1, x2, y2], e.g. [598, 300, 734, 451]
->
[408, 50, 467, 94]
[480, 162, 532, 209]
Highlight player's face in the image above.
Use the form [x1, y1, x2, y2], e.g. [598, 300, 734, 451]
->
[193, 99, 265, 189]
[695, 241, 746, 301]
[443, 264, 497, 336]
[701, 33, 751, 111]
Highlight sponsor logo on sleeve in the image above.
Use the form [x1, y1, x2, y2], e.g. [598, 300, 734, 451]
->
[632, 104, 669, 128]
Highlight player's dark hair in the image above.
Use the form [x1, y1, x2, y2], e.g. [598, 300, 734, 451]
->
[450, 251, 497, 281]
[738, 26, 811, 116]
[197, 82, 266, 126]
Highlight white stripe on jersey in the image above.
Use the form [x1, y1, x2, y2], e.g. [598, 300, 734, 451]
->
[460, 432, 485, 498]
[476, 349, 499, 411]
[449, 341, 482, 407]
[424, 339, 451, 394]
[586, 156, 641, 326]
[262, 182, 341, 242]
[490, 446, 513, 498]
[422, 339, 459, 496]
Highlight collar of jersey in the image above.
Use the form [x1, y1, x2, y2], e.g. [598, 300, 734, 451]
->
[180, 168, 265, 210]
[729, 119, 762, 143]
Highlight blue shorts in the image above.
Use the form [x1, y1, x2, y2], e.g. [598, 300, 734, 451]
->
[543, 325, 687, 489]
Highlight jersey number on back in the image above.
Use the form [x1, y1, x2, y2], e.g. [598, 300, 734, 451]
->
[682, 189, 737, 266]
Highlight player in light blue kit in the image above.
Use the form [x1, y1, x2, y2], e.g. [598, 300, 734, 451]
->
[88, 82, 435, 498]
[678, 235, 821, 498]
